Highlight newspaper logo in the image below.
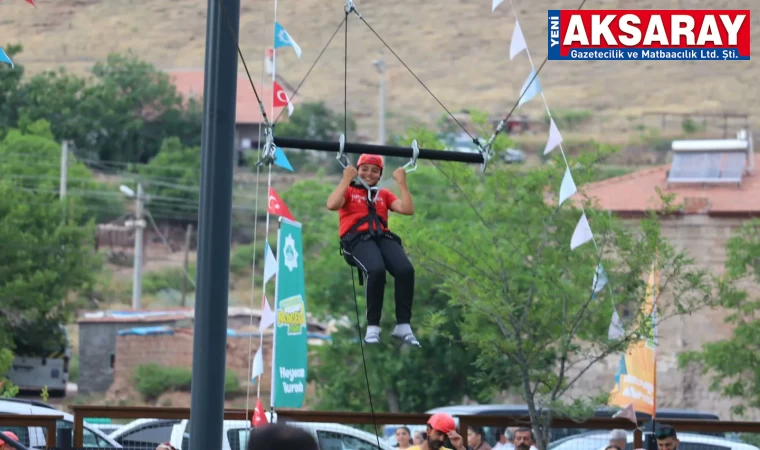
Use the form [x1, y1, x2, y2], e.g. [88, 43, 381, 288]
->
[548, 10, 750, 60]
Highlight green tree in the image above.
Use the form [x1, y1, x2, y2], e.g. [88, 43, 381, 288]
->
[1, 48, 201, 165]
[0, 43, 25, 137]
[389, 133, 716, 449]
[137, 136, 201, 222]
[88, 52, 201, 163]
[0, 120, 125, 223]
[0, 178, 100, 357]
[280, 170, 494, 413]
[679, 218, 760, 417]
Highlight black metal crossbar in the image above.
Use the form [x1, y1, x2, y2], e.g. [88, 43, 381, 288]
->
[273, 136, 486, 165]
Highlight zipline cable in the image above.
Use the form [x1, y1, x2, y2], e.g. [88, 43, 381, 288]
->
[272, 17, 347, 126]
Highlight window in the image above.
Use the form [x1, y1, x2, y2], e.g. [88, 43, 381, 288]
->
[316, 430, 380, 450]
[117, 421, 178, 448]
[0, 426, 30, 447]
[55, 420, 109, 448]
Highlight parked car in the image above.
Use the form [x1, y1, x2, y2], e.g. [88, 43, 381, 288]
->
[549, 431, 758, 450]
[108, 419, 180, 450]
[169, 416, 393, 450]
[0, 399, 121, 448]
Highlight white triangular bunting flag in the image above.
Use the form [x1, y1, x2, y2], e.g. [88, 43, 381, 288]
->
[544, 118, 563, 155]
[592, 263, 608, 295]
[570, 212, 593, 250]
[510, 19, 527, 60]
[259, 295, 275, 331]
[263, 242, 277, 284]
[559, 165, 577, 206]
[492, 0, 505, 11]
[251, 347, 264, 381]
[608, 309, 625, 340]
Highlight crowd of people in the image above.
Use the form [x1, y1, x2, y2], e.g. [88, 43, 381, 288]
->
[0, 412, 683, 450]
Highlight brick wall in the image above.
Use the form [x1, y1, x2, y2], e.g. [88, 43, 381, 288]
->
[111, 330, 274, 396]
[555, 215, 759, 419]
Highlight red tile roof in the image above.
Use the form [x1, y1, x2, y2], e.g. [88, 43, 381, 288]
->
[166, 70, 288, 125]
[571, 154, 760, 216]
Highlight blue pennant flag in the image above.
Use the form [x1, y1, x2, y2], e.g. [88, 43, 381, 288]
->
[274, 22, 302, 59]
[274, 147, 294, 172]
[518, 69, 542, 107]
[0, 48, 14, 69]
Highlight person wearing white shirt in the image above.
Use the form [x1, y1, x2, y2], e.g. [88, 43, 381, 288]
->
[492, 428, 514, 450]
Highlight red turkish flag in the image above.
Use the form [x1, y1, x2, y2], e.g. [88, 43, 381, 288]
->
[272, 81, 294, 116]
[252, 398, 269, 427]
[268, 186, 296, 221]
[25, 0, 36, 6]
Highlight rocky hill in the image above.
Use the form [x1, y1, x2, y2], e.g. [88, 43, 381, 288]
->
[2, 0, 757, 140]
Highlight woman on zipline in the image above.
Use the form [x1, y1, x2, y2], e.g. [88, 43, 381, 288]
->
[326, 154, 419, 347]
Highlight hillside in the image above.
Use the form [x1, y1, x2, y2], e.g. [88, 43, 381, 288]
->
[2, 0, 758, 141]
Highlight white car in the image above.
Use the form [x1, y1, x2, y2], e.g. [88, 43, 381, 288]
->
[108, 418, 180, 450]
[169, 415, 394, 450]
[0, 399, 121, 449]
[549, 431, 759, 450]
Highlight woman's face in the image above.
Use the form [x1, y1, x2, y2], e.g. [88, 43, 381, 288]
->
[358, 163, 382, 186]
[468, 428, 482, 447]
[395, 428, 412, 446]
[413, 432, 424, 445]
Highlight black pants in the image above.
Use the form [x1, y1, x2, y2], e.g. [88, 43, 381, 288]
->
[343, 236, 415, 326]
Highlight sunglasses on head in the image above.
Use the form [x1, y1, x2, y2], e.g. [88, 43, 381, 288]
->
[655, 427, 676, 439]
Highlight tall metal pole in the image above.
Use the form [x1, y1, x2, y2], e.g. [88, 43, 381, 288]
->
[132, 182, 144, 310]
[188, 0, 239, 448]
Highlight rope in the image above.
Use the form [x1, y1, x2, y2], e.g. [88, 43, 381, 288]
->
[345, 5, 381, 449]
[244, 10, 271, 420]
[272, 17, 347, 126]
[350, 267, 382, 449]
[356, 15, 476, 144]
[483, 0, 588, 148]
[217, 0, 271, 128]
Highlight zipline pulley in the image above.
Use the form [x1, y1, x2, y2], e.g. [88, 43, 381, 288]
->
[344, 0, 360, 17]
[256, 126, 277, 167]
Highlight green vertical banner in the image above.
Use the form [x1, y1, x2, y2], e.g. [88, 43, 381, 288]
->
[270, 217, 308, 409]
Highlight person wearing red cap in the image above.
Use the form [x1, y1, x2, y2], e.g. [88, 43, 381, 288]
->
[326, 153, 419, 346]
[0, 431, 19, 450]
[407, 413, 466, 450]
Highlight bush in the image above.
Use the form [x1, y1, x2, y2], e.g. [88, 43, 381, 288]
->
[133, 363, 240, 400]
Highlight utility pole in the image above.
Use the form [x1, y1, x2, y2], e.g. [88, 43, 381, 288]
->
[181, 223, 193, 307]
[132, 182, 145, 310]
[373, 57, 386, 145]
[188, 0, 239, 448]
[59, 140, 68, 199]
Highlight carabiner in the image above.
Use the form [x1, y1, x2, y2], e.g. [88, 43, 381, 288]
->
[402, 139, 419, 173]
[336, 134, 349, 169]
[367, 186, 380, 203]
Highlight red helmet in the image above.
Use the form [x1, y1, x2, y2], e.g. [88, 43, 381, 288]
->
[357, 154, 384, 172]
[427, 412, 456, 434]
